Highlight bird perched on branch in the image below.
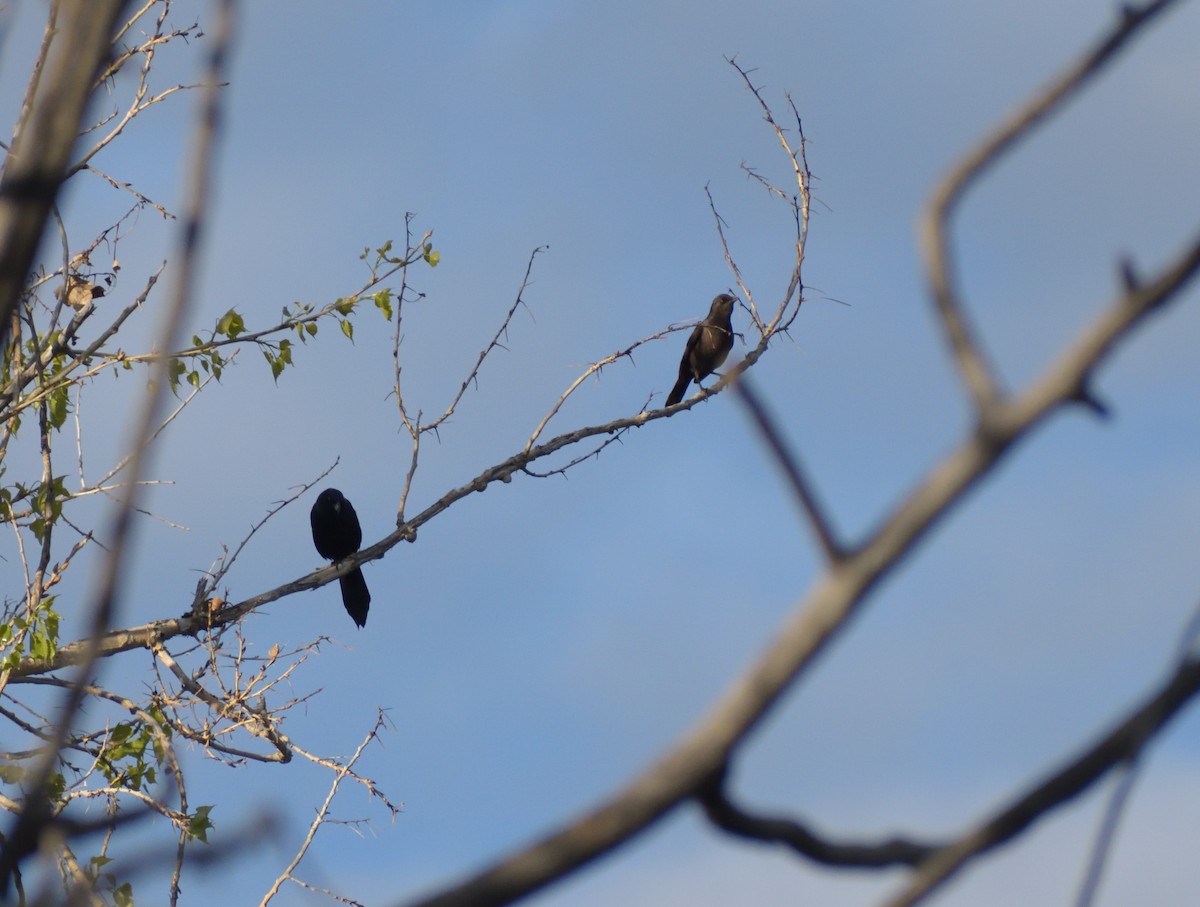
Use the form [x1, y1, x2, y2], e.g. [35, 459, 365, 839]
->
[665, 293, 736, 407]
[56, 274, 105, 311]
[310, 488, 371, 628]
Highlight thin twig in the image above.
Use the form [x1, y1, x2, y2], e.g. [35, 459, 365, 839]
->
[259, 711, 392, 907]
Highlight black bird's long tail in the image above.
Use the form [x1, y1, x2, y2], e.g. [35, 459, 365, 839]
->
[339, 567, 371, 628]
[665, 372, 691, 407]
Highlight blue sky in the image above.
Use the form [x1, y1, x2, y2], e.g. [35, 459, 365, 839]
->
[4, 1, 1200, 905]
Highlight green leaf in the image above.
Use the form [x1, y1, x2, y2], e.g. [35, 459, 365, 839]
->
[264, 351, 285, 381]
[46, 772, 65, 800]
[113, 881, 134, 907]
[29, 630, 51, 661]
[373, 289, 393, 321]
[216, 309, 245, 338]
[42, 603, 59, 640]
[167, 358, 187, 392]
[188, 805, 215, 843]
[334, 298, 356, 316]
[0, 762, 26, 783]
[340, 319, 353, 341]
[47, 384, 70, 430]
[423, 246, 440, 267]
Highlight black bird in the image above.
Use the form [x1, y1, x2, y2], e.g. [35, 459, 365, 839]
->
[665, 293, 737, 407]
[310, 488, 371, 628]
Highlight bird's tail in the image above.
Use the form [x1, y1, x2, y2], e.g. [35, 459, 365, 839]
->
[339, 567, 371, 628]
[665, 375, 690, 407]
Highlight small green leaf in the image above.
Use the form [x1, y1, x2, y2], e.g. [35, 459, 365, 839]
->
[188, 805, 215, 843]
[373, 289, 393, 321]
[47, 384, 70, 430]
[423, 246, 440, 267]
[43, 604, 59, 640]
[46, 772, 65, 800]
[29, 630, 51, 661]
[113, 881, 134, 907]
[340, 319, 353, 341]
[167, 358, 187, 392]
[216, 309, 245, 338]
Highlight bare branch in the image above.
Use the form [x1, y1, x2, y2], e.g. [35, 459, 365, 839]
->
[525, 325, 682, 451]
[724, 58, 813, 335]
[920, 0, 1181, 416]
[260, 711, 393, 906]
[395, 137, 1200, 907]
[205, 460, 339, 591]
[882, 647, 1200, 907]
[439, 245, 546, 435]
[734, 377, 842, 562]
[697, 763, 936, 867]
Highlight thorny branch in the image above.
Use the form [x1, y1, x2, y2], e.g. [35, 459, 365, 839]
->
[392, 5, 1200, 907]
[10, 75, 813, 677]
[1, 1, 407, 902]
[0, 0, 234, 892]
[260, 711, 398, 907]
[1, 1, 1194, 905]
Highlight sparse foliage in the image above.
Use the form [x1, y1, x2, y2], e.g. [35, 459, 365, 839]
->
[0, 1, 1197, 907]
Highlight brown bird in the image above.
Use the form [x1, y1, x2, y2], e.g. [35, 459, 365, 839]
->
[56, 275, 105, 310]
[665, 293, 736, 407]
